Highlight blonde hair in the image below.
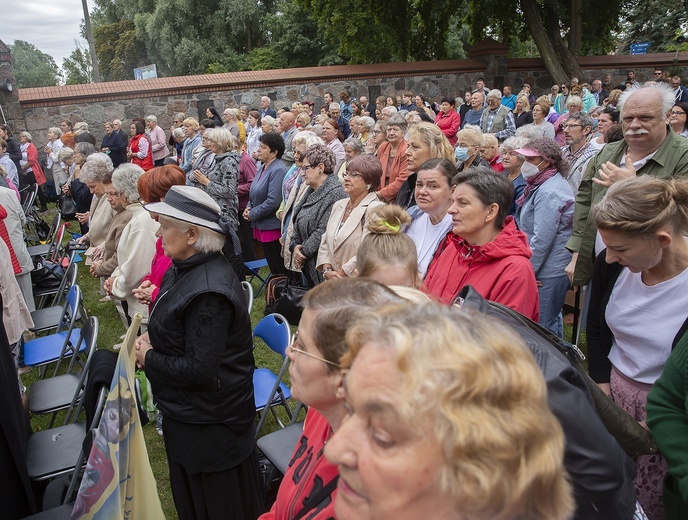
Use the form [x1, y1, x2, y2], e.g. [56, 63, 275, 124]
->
[481, 133, 499, 150]
[407, 123, 455, 165]
[516, 94, 531, 111]
[457, 127, 482, 148]
[356, 205, 419, 287]
[594, 176, 688, 236]
[183, 117, 199, 131]
[341, 303, 574, 520]
[534, 95, 552, 114]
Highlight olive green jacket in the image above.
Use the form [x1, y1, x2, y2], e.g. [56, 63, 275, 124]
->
[567, 129, 688, 286]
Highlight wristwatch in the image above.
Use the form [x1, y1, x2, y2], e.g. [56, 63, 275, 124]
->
[322, 267, 333, 274]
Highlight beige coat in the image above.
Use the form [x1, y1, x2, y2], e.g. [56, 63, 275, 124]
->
[317, 193, 383, 276]
[0, 239, 33, 345]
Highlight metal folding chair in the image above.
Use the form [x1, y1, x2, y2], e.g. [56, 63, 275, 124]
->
[244, 258, 270, 298]
[241, 280, 254, 314]
[253, 313, 293, 435]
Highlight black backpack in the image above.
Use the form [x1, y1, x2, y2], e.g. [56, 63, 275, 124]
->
[453, 286, 647, 520]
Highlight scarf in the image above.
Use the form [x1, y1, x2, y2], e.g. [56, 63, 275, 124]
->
[516, 166, 558, 206]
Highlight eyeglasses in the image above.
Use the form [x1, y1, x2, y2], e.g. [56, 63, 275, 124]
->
[290, 331, 340, 368]
[105, 190, 120, 197]
[302, 163, 319, 170]
[372, 130, 382, 134]
[670, 111, 686, 117]
[562, 124, 583, 130]
[342, 171, 362, 178]
[201, 137, 215, 143]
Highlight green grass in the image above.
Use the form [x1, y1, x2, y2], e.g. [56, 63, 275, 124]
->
[21, 215, 296, 518]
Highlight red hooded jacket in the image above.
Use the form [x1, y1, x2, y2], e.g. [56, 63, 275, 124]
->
[422, 216, 540, 320]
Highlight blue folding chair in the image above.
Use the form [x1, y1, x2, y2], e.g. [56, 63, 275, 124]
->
[23, 285, 84, 375]
[245, 258, 270, 298]
[253, 313, 293, 435]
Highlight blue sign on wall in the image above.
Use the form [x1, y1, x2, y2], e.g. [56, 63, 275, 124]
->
[630, 42, 651, 55]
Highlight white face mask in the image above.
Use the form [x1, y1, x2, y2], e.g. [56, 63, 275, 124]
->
[521, 160, 543, 179]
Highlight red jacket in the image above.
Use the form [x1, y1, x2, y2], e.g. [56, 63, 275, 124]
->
[422, 216, 540, 320]
[25, 143, 46, 185]
[0, 205, 20, 274]
[376, 140, 409, 202]
[129, 133, 153, 171]
[259, 408, 338, 520]
[434, 110, 461, 146]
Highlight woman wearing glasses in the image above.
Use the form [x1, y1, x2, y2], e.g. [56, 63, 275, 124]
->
[669, 102, 688, 138]
[317, 155, 384, 280]
[259, 278, 403, 520]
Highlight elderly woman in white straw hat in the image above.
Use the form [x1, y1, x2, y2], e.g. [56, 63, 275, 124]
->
[135, 185, 263, 520]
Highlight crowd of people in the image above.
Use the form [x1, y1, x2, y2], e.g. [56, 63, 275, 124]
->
[3, 68, 688, 519]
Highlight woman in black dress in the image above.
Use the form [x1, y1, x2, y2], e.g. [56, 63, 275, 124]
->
[136, 185, 263, 520]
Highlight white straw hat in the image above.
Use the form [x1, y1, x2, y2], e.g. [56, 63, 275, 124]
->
[144, 185, 225, 234]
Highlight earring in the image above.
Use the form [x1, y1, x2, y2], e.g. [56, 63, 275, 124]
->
[365, 184, 371, 190]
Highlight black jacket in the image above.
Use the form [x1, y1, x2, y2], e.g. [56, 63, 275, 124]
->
[145, 252, 255, 428]
[458, 286, 637, 520]
[101, 131, 126, 167]
[6, 136, 22, 174]
[395, 172, 416, 210]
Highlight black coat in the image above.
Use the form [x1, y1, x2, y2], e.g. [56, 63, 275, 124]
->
[101, 131, 126, 167]
[145, 252, 255, 429]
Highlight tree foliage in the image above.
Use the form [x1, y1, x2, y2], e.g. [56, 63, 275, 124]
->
[619, 0, 688, 54]
[9, 40, 61, 88]
[93, 20, 150, 81]
[63, 41, 94, 84]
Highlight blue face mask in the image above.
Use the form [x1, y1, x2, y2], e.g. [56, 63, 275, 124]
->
[455, 147, 469, 162]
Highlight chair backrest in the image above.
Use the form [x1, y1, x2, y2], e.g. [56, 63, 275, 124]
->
[46, 212, 61, 244]
[241, 281, 253, 314]
[50, 261, 79, 307]
[63, 317, 99, 422]
[22, 184, 38, 215]
[48, 224, 68, 263]
[48, 285, 83, 375]
[253, 313, 291, 357]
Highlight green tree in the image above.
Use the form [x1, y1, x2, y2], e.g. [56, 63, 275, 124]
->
[63, 41, 94, 84]
[9, 40, 61, 88]
[618, 0, 688, 54]
[93, 20, 150, 81]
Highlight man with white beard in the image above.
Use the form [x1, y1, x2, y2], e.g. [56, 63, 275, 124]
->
[565, 84, 688, 287]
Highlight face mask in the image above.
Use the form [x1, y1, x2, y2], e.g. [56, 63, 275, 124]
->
[455, 147, 469, 162]
[521, 160, 543, 179]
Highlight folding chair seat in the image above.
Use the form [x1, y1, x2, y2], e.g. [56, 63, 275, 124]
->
[30, 264, 83, 334]
[29, 317, 99, 427]
[257, 420, 304, 475]
[24, 285, 84, 370]
[26, 350, 116, 482]
[241, 280, 254, 314]
[253, 313, 293, 435]
[245, 258, 270, 298]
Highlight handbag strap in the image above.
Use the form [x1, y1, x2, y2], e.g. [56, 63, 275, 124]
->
[292, 474, 339, 520]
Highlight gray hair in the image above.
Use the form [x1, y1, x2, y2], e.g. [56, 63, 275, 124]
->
[81, 152, 114, 183]
[73, 122, 89, 133]
[59, 147, 75, 161]
[145, 115, 157, 123]
[203, 127, 234, 152]
[618, 82, 675, 119]
[359, 116, 375, 132]
[386, 114, 408, 132]
[20, 131, 33, 142]
[343, 137, 364, 154]
[112, 163, 144, 203]
[500, 136, 531, 154]
[261, 96, 271, 105]
[223, 108, 239, 119]
[49, 127, 62, 138]
[565, 96, 582, 108]
[262, 115, 276, 129]
[172, 127, 186, 140]
[381, 106, 398, 117]
[329, 103, 341, 112]
[293, 130, 324, 149]
[74, 142, 96, 157]
[487, 89, 502, 100]
[113, 119, 122, 125]
[159, 215, 226, 254]
[566, 111, 594, 130]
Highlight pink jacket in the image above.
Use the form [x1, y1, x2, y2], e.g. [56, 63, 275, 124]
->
[141, 238, 172, 308]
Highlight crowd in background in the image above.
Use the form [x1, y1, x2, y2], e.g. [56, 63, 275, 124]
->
[3, 67, 688, 519]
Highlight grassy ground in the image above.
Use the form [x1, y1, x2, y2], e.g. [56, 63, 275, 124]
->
[21, 216, 294, 518]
